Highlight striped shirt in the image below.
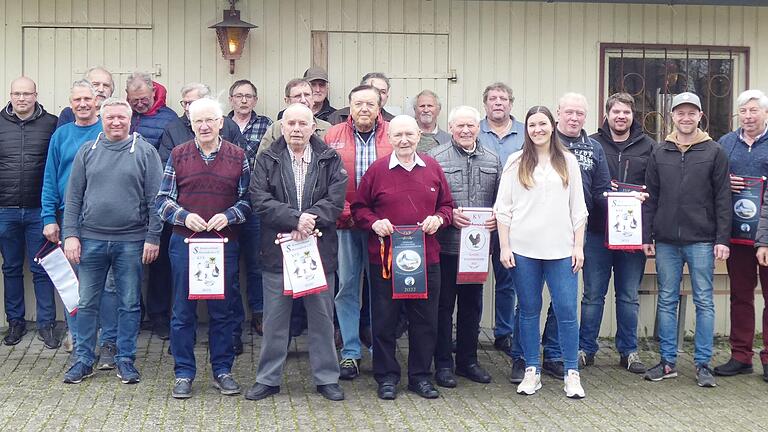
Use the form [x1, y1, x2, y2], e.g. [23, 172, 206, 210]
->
[289, 145, 312, 211]
[354, 126, 378, 185]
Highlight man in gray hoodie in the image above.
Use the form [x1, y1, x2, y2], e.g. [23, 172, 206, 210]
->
[61, 97, 164, 385]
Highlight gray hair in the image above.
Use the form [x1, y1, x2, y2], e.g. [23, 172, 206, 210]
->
[188, 97, 223, 120]
[181, 82, 211, 99]
[413, 90, 442, 110]
[448, 105, 482, 125]
[99, 97, 132, 117]
[84, 66, 114, 88]
[71, 79, 97, 97]
[559, 92, 589, 111]
[736, 89, 768, 110]
[125, 72, 154, 91]
[482, 82, 514, 103]
[361, 72, 390, 90]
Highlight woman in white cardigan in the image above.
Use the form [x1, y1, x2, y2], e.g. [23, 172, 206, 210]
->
[494, 105, 588, 399]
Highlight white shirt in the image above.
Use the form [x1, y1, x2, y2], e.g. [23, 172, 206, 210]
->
[494, 150, 588, 260]
[388, 152, 426, 172]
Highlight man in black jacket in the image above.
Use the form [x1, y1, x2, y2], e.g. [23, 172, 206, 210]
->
[246, 103, 348, 402]
[642, 92, 731, 388]
[579, 93, 654, 374]
[0, 77, 58, 348]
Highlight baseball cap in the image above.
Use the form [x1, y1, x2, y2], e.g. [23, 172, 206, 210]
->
[303, 66, 329, 83]
[670, 92, 702, 111]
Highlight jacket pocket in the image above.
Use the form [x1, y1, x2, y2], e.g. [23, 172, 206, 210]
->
[442, 167, 465, 193]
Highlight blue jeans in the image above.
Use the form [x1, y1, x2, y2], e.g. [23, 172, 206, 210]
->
[0, 208, 56, 325]
[654, 242, 715, 366]
[512, 254, 580, 373]
[492, 249, 517, 340]
[169, 234, 239, 379]
[230, 213, 263, 340]
[579, 231, 645, 356]
[98, 270, 118, 346]
[335, 229, 371, 360]
[75, 239, 144, 367]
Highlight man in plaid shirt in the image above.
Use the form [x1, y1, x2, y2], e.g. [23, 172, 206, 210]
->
[227, 79, 272, 349]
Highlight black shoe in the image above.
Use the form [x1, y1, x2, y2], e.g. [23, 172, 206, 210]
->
[37, 322, 60, 349]
[434, 368, 457, 388]
[509, 358, 526, 384]
[316, 383, 345, 401]
[407, 380, 439, 399]
[339, 358, 359, 380]
[763, 363, 768, 383]
[213, 373, 241, 395]
[493, 335, 513, 357]
[377, 382, 397, 400]
[233, 338, 244, 356]
[456, 363, 491, 384]
[251, 313, 263, 336]
[245, 383, 280, 401]
[152, 320, 170, 340]
[3, 320, 27, 346]
[172, 378, 193, 399]
[360, 325, 373, 349]
[542, 360, 564, 378]
[713, 358, 753, 376]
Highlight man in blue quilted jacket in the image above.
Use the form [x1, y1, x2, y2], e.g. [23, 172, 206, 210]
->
[125, 71, 177, 150]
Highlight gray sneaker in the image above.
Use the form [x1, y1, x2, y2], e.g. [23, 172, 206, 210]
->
[620, 352, 646, 374]
[97, 343, 117, 370]
[644, 360, 678, 382]
[696, 365, 716, 387]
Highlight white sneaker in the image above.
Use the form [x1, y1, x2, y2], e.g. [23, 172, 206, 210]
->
[564, 369, 585, 399]
[516, 366, 542, 395]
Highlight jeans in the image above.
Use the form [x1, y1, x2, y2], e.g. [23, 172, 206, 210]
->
[726, 244, 768, 364]
[579, 231, 645, 356]
[146, 223, 172, 322]
[435, 254, 483, 369]
[335, 229, 371, 360]
[512, 254, 579, 373]
[492, 249, 516, 339]
[75, 239, 144, 367]
[654, 242, 715, 366]
[0, 208, 56, 325]
[169, 234, 239, 379]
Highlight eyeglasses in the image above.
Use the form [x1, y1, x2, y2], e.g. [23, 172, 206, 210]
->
[231, 93, 255, 100]
[10, 92, 36, 99]
[180, 100, 196, 108]
[192, 117, 221, 127]
[128, 97, 151, 105]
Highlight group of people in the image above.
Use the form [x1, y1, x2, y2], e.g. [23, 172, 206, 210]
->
[2, 64, 768, 402]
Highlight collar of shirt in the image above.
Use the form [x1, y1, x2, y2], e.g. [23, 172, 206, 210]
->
[194, 137, 222, 162]
[480, 116, 518, 136]
[740, 123, 768, 144]
[388, 151, 426, 171]
[289, 144, 312, 165]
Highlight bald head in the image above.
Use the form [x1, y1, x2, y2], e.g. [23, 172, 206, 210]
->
[389, 114, 419, 133]
[9, 77, 38, 119]
[282, 103, 316, 148]
[389, 115, 421, 162]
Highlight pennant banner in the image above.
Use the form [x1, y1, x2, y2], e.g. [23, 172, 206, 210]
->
[731, 175, 766, 246]
[604, 192, 643, 250]
[457, 207, 493, 284]
[187, 237, 226, 300]
[390, 225, 428, 299]
[280, 235, 328, 298]
[36, 246, 79, 315]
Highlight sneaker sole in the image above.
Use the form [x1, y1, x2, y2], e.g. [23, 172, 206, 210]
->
[516, 383, 542, 395]
[565, 390, 586, 399]
[213, 382, 241, 396]
[713, 367, 753, 376]
[63, 371, 94, 384]
[172, 391, 193, 399]
[98, 363, 116, 371]
[116, 373, 140, 384]
[697, 381, 717, 388]
[644, 372, 678, 382]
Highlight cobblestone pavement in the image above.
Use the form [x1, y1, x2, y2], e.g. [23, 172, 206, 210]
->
[0, 323, 765, 432]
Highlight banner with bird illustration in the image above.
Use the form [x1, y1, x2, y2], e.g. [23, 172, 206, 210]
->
[457, 207, 493, 284]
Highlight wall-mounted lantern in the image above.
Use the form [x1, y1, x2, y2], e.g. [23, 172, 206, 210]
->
[210, 0, 257, 74]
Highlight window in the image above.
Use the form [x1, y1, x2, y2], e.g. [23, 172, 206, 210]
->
[600, 44, 749, 142]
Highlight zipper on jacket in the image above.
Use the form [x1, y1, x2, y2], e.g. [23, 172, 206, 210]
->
[677, 151, 685, 242]
[20, 122, 25, 207]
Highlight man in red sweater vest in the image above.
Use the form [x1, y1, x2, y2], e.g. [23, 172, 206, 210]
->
[351, 115, 454, 400]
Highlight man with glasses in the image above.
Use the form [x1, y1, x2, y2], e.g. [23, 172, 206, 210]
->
[0, 77, 58, 347]
[125, 72, 177, 149]
[258, 78, 332, 151]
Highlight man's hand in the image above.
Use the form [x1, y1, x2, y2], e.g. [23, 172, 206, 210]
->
[714, 244, 730, 261]
[610, 180, 619, 192]
[185, 213, 208, 232]
[297, 213, 318, 235]
[142, 243, 160, 264]
[64, 237, 81, 264]
[757, 247, 768, 266]
[290, 229, 310, 241]
[43, 223, 60, 243]
[420, 215, 442, 235]
[643, 243, 655, 257]
[372, 219, 394, 237]
[730, 174, 745, 193]
[633, 191, 649, 203]
[452, 208, 471, 229]
[206, 213, 229, 232]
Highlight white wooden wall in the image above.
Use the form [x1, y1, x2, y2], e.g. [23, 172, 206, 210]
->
[1, 0, 767, 336]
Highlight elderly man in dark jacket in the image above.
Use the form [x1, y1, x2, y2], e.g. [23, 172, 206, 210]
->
[428, 106, 500, 388]
[246, 103, 348, 402]
[0, 76, 58, 348]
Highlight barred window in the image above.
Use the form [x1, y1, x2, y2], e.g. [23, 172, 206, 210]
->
[600, 44, 749, 142]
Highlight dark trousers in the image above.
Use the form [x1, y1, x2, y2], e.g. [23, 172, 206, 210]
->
[727, 244, 768, 365]
[168, 234, 239, 379]
[146, 223, 173, 322]
[435, 254, 483, 370]
[370, 263, 440, 385]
